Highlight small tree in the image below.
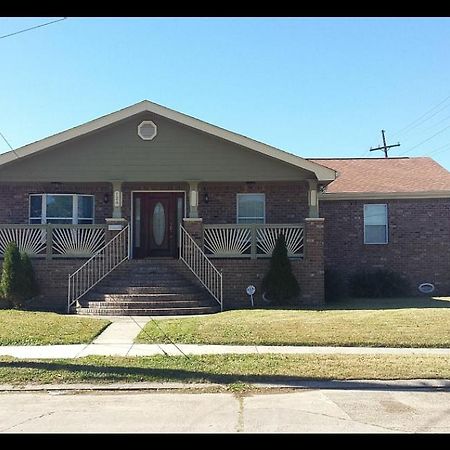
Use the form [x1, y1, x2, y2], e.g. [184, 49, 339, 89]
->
[0, 242, 23, 308]
[19, 252, 38, 302]
[262, 234, 300, 305]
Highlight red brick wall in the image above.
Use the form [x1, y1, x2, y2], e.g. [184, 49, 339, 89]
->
[120, 181, 309, 225]
[198, 181, 309, 224]
[0, 182, 112, 224]
[320, 198, 450, 295]
[213, 219, 325, 308]
[0, 259, 86, 312]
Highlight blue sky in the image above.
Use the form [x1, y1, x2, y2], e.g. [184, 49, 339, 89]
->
[1, 17, 450, 168]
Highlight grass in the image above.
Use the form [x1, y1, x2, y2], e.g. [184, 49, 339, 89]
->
[0, 354, 449, 385]
[136, 297, 450, 348]
[0, 310, 110, 345]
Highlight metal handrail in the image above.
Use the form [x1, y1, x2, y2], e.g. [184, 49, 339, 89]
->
[179, 225, 223, 311]
[67, 225, 130, 312]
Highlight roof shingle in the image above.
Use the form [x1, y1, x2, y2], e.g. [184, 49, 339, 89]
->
[311, 157, 450, 194]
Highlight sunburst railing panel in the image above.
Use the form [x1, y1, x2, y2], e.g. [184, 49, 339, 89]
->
[204, 224, 303, 259]
[0, 225, 47, 256]
[52, 226, 106, 256]
[204, 226, 252, 257]
[256, 226, 304, 257]
[0, 224, 107, 259]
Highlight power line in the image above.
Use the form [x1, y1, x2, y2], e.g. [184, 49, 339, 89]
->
[399, 123, 450, 156]
[424, 141, 450, 158]
[0, 131, 19, 158]
[392, 102, 450, 141]
[390, 94, 450, 139]
[0, 17, 67, 41]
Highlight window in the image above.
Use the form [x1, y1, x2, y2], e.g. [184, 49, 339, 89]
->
[29, 194, 94, 224]
[237, 193, 265, 224]
[364, 204, 388, 244]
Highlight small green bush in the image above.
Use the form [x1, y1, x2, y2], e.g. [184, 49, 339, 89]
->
[324, 267, 347, 302]
[262, 234, 300, 305]
[0, 244, 39, 309]
[0, 242, 23, 308]
[19, 252, 39, 302]
[349, 269, 410, 298]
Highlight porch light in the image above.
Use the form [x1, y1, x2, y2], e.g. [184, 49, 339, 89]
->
[204, 191, 209, 204]
[103, 193, 109, 204]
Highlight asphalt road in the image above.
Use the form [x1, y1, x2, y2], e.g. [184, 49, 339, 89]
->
[1, 389, 449, 433]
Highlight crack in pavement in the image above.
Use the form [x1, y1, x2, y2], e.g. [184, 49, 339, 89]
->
[236, 396, 244, 432]
[0, 410, 55, 432]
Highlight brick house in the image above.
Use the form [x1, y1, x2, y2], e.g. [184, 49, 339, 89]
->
[316, 157, 450, 295]
[0, 100, 449, 314]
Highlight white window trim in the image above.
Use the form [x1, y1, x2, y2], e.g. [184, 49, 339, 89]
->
[29, 194, 95, 224]
[236, 193, 266, 224]
[363, 203, 388, 245]
[137, 120, 157, 140]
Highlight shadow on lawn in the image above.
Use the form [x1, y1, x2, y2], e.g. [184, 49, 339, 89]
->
[0, 359, 449, 392]
[251, 296, 450, 311]
[322, 296, 450, 311]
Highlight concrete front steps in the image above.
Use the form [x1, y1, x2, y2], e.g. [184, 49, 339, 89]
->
[75, 258, 220, 316]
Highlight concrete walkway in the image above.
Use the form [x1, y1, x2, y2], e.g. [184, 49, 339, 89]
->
[1, 316, 449, 359]
[1, 343, 450, 359]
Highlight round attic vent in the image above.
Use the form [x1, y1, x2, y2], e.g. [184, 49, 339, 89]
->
[138, 121, 157, 140]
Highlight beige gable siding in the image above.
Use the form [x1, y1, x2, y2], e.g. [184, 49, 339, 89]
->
[0, 113, 311, 182]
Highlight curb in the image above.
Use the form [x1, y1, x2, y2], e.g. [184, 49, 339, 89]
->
[0, 379, 449, 393]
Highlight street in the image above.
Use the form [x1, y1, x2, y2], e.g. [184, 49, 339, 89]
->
[0, 388, 449, 433]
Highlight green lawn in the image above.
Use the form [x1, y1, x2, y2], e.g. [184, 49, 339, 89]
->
[0, 310, 110, 345]
[136, 297, 450, 348]
[0, 354, 449, 385]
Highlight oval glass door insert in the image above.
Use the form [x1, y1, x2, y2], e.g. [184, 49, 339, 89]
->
[153, 202, 166, 246]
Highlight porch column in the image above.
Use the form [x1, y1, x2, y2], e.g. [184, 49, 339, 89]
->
[307, 180, 319, 218]
[187, 180, 200, 218]
[111, 180, 123, 219]
[105, 180, 127, 242]
[302, 218, 325, 305]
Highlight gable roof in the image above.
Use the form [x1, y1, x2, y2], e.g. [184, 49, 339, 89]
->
[0, 100, 336, 183]
[311, 157, 450, 199]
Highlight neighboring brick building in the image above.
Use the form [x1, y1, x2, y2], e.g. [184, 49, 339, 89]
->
[0, 100, 449, 314]
[314, 157, 450, 295]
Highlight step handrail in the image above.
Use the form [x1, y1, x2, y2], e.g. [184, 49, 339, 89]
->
[67, 225, 130, 312]
[179, 225, 223, 311]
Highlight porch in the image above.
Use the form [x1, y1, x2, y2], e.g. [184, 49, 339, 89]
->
[0, 179, 325, 312]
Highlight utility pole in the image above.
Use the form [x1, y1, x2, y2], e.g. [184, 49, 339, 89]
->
[369, 130, 400, 158]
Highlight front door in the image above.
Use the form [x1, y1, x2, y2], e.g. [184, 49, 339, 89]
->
[133, 192, 184, 258]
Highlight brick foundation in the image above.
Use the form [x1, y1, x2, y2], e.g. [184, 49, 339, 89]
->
[201, 218, 325, 308]
[0, 259, 87, 312]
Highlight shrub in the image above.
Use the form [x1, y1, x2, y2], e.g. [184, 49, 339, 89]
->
[349, 269, 410, 298]
[324, 267, 347, 302]
[262, 234, 300, 305]
[0, 242, 23, 308]
[19, 252, 39, 302]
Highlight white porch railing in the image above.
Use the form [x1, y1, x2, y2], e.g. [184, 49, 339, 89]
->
[204, 224, 304, 259]
[179, 225, 223, 311]
[0, 224, 107, 259]
[67, 225, 130, 312]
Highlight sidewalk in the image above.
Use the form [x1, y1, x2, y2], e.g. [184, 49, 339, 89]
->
[1, 316, 450, 359]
